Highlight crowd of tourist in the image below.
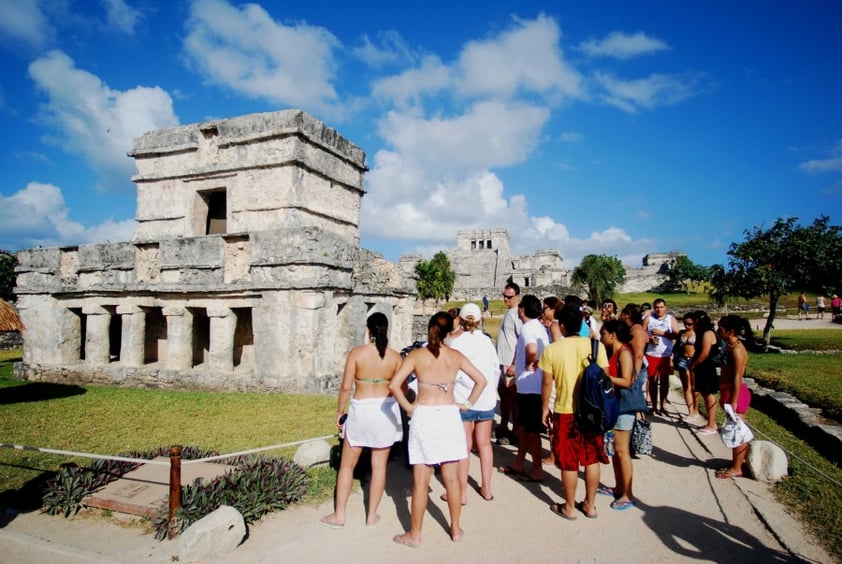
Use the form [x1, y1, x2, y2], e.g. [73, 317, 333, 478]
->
[321, 287, 755, 547]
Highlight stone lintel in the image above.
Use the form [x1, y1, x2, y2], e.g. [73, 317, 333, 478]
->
[206, 304, 233, 317]
[162, 306, 186, 317]
[82, 304, 110, 315]
[116, 304, 144, 315]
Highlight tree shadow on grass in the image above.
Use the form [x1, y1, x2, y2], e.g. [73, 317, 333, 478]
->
[0, 382, 86, 405]
[0, 466, 56, 527]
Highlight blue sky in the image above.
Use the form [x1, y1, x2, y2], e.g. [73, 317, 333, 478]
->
[1, 0, 840, 268]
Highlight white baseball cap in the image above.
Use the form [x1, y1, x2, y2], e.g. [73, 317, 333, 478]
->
[460, 302, 482, 321]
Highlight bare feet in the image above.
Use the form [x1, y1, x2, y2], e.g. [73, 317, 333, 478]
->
[319, 514, 343, 529]
[393, 532, 421, 548]
[450, 527, 464, 542]
[366, 514, 381, 527]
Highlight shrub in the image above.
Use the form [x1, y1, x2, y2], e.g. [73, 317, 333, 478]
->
[40, 445, 307, 537]
[42, 458, 139, 517]
[151, 456, 307, 539]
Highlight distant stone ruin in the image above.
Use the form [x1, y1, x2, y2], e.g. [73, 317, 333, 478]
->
[401, 229, 682, 299]
[14, 110, 414, 393]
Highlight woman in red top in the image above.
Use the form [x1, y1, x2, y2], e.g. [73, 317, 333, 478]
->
[599, 319, 638, 510]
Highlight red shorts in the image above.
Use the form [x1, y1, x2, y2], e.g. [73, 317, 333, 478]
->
[720, 383, 751, 414]
[646, 355, 672, 377]
[551, 413, 608, 471]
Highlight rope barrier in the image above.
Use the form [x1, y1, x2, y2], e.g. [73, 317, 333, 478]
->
[0, 434, 338, 467]
[0, 442, 169, 465]
[183, 435, 337, 465]
[743, 423, 842, 490]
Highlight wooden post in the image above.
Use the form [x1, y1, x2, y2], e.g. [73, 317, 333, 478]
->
[168, 445, 183, 539]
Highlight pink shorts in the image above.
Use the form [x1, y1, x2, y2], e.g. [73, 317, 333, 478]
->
[720, 383, 751, 414]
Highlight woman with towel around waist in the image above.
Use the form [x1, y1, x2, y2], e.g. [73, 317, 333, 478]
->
[320, 312, 403, 529]
[389, 311, 487, 548]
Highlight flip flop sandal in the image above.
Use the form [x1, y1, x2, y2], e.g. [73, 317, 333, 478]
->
[575, 500, 598, 519]
[610, 500, 635, 511]
[597, 485, 616, 497]
[549, 503, 577, 521]
[497, 465, 524, 478]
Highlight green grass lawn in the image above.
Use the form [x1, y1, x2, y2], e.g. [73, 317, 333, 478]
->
[0, 350, 338, 508]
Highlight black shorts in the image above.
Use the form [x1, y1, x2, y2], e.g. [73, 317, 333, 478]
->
[695, 363, 718, 395]
[516, 393, 546, 434]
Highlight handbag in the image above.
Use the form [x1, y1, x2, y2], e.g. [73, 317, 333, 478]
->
[630, 416, 653, 456]
[618, 368, 648, 414]
[720, 404, 753, 448]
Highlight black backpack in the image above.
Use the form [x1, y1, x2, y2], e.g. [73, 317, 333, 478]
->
[576, 339, 620, 434]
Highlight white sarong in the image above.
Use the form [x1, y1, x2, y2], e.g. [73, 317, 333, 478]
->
[408, 404, 467, 465]
[345, 396, 403, 448]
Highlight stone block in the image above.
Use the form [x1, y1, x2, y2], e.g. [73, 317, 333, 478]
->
[178, 505, 246, 562]
[747, 440, 788, 483]
[294, 439, 332, 468]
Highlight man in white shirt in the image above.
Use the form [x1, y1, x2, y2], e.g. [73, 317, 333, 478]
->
[495, 282, 522, 445]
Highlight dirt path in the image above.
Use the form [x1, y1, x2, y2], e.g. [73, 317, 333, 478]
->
[0, 388, 832, 563]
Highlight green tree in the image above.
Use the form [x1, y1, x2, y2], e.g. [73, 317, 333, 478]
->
[0, 250, 17, 302]
[571, 254, 625, 308]
[667, 256, 710, 293]
[709, 216, 842, 349]
[414, 251, 455, 308]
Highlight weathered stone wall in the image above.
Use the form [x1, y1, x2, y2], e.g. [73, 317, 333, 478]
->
[14, 110, 414, 393]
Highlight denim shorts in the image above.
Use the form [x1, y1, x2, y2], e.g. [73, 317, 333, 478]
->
[460, 408, 495, 422]
[614, 413, 635, 432]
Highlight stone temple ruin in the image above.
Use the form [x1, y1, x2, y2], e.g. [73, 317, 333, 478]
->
[14, 110, 414, 393]
[401, 229, 682, 300]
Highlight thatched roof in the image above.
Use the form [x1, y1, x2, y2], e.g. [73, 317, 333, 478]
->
[0, 299, 24, 332]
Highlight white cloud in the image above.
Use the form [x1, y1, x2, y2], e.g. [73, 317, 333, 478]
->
[516, 218, 649, 267]
[184, 0, 341, 114]
[0, 0, 52, 49]
[378, 101, 550, 172]
[799, 140, 842, 173]
[102, 0, 142, 35]
[456, 14, 583, 100]
[372, 55, 453, 107]
[28, 50, 178, 192]
[352, 30, 417, 68]
[0, 182, 135, 251]
[594, 71, 698, 112]
[579, 31, 669, 60]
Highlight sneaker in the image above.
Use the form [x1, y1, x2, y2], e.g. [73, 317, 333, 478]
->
[697, 427, 718, 436]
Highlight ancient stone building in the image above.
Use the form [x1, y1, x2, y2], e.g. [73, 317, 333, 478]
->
[14, 110, 414, 393]
[618, 252, 685, 293]
[401, 229, 568, 300]
[402, 229, 681, 300]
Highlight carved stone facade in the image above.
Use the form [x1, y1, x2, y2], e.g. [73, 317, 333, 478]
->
[14, 110, 414, 393]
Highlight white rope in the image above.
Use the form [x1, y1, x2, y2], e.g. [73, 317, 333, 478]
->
[1, 435, 338, 467]
[183, 435, 336, 465]
[0, 442, 169, 466]
[743, 423, 842, 490]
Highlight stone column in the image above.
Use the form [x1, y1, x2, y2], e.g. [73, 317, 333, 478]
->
[164, 306, 192, 370]
[117, 304, 145, 367]
[207, 304, 236, 371]
[82, 304, 111, 365]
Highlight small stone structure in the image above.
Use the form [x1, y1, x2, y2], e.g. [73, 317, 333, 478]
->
[14, 110, 414, 392]
[619, 252, 685, 293]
